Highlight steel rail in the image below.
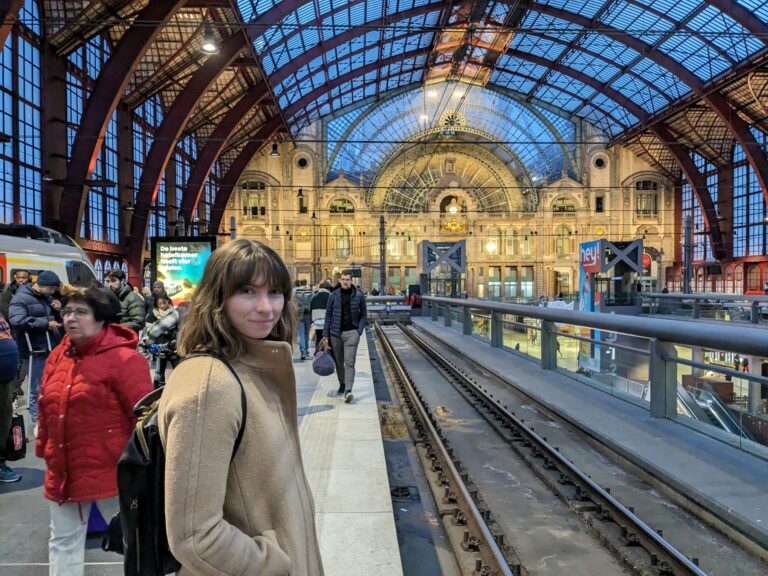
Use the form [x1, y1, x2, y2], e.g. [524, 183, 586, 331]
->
[400, 322, 710, 576]
[644, 292, 768, 303]
[374, 323, 515, 576]
[422, 296, 768, 357]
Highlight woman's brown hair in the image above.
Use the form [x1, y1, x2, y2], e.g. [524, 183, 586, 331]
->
[177, 239, 295, 359]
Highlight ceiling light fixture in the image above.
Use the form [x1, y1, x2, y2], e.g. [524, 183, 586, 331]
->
[201, 24, 219, 55]
[42, 170, 54, 182]
[270, 142, 280, 157]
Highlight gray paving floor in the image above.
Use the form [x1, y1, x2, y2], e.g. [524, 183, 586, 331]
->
[0, 346, 399, 576]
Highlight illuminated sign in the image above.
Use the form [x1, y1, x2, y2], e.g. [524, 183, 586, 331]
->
[150, 236, 216, 307]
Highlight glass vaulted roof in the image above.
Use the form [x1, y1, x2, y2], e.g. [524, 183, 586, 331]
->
[326, 84, 577, 185]
[237, 0, 768, 137]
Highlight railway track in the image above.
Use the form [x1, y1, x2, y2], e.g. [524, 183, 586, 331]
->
[375, 321, 766, 576]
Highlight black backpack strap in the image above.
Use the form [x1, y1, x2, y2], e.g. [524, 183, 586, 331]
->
[182, 353, 248, 460]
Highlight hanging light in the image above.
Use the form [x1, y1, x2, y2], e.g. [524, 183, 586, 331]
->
[200, 24, 219, 55]
[275, 225, 280, 232]
[42, 170, 54, 183]
[297, 188, 304, 199]
[311, 211, 317, 220]
[270, 142, 280, 157]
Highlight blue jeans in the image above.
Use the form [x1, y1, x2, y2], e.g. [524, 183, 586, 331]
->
[298, 318, 312, 356]
[20, 352, 47, 422]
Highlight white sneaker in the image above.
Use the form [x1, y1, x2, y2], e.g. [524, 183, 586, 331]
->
[344, 391, 353, 404]
[33, 424, 38, 439]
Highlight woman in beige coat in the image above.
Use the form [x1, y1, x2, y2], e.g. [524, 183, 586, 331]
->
[158, 239, 324, 576]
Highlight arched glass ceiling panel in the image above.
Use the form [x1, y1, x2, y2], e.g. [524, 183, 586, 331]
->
[533, 0, 764, 82]
[327, 85, 576, 185]
[237, 0, 768, 139]
[275, 11, 440, 101]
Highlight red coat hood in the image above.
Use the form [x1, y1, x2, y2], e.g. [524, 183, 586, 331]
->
[62, 323, 139, 357]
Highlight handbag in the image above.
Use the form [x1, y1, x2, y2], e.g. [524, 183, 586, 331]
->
[4, 413, 26, 461]
[312, 350, 336, 377]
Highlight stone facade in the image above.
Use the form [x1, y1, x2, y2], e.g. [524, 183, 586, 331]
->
[225, 123, 674, 298]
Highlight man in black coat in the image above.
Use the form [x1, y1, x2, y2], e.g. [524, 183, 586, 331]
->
[320, 271, 368, 403]
[8, 270, 62, 431]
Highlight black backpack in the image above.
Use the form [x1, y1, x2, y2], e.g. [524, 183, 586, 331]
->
[103, 354, 247, 575]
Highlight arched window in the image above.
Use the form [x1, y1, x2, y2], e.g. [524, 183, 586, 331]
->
[555, 225, 571, 257]
[505, 228, 517, 256]
[485, 228, 501, 255]
[329, 198, 355, 213]
[747, 265, 760, 291]
[725, 266, 733, 294]
[241, 180, 267, 218]
[121, 261, 128, 275]
[94, 259, 103, 283]
[335, 227, 351, 258]
[388, 229, 402, 258]
[636, 180, 659, 215]
[69, 34, 120, 242]
[520, 227, 534, 256]
[734, 265, 744, 294]
[1, 1, 42, 224]
[552, 197, 575, 213]
[404, 230, 416, 258]
[134, 94, 165, 245]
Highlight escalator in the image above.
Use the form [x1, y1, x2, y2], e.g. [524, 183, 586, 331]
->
[677, 385, 753, 441]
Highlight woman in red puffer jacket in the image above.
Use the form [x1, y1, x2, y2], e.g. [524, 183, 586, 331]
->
[36, 284, 152, 576]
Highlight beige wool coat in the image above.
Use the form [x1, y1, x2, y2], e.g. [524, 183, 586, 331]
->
[158, 339, 324, 576]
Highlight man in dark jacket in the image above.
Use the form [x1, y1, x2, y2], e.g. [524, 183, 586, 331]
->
[0, 269, 30, 319]
[106, 269, 145, 334]
[320, 271, 367, 403]
[9, 270, 62, 430]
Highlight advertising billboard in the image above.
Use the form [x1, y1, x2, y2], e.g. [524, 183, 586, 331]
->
[579, 240, 602, 274]
[150, 236, 216, 307]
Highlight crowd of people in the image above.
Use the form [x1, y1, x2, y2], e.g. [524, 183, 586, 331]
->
[0, 240, 376, 575]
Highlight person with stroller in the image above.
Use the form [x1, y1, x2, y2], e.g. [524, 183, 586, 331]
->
[143, 295, 180, 388]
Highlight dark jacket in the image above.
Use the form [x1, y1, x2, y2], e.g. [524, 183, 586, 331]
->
[323, 286, 367, 338]
[0, 312, 19, 382]
[8, 283, 62, 356]
[310, 289, 330, 327]
[0, 282, 22, 319]
[115, 284, 146, 333]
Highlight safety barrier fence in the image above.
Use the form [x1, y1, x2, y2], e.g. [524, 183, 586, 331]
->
[642, 292, 768, 325]
[421, 296, 768, 458]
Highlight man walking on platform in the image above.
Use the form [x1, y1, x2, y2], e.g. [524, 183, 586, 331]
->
[320, 271, 367, 403]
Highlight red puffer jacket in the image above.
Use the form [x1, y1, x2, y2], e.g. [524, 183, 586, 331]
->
[36, 324, 152, 504]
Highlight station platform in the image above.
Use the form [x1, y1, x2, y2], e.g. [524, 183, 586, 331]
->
[0, 335, 402, 576]
[412, 316, 768, 554]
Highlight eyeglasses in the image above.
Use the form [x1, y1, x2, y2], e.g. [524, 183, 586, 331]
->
[61, 307, 92, 318]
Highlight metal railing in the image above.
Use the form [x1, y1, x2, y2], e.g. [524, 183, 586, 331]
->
[642, 292, 768, 325]
[421, 295, 768, 458]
